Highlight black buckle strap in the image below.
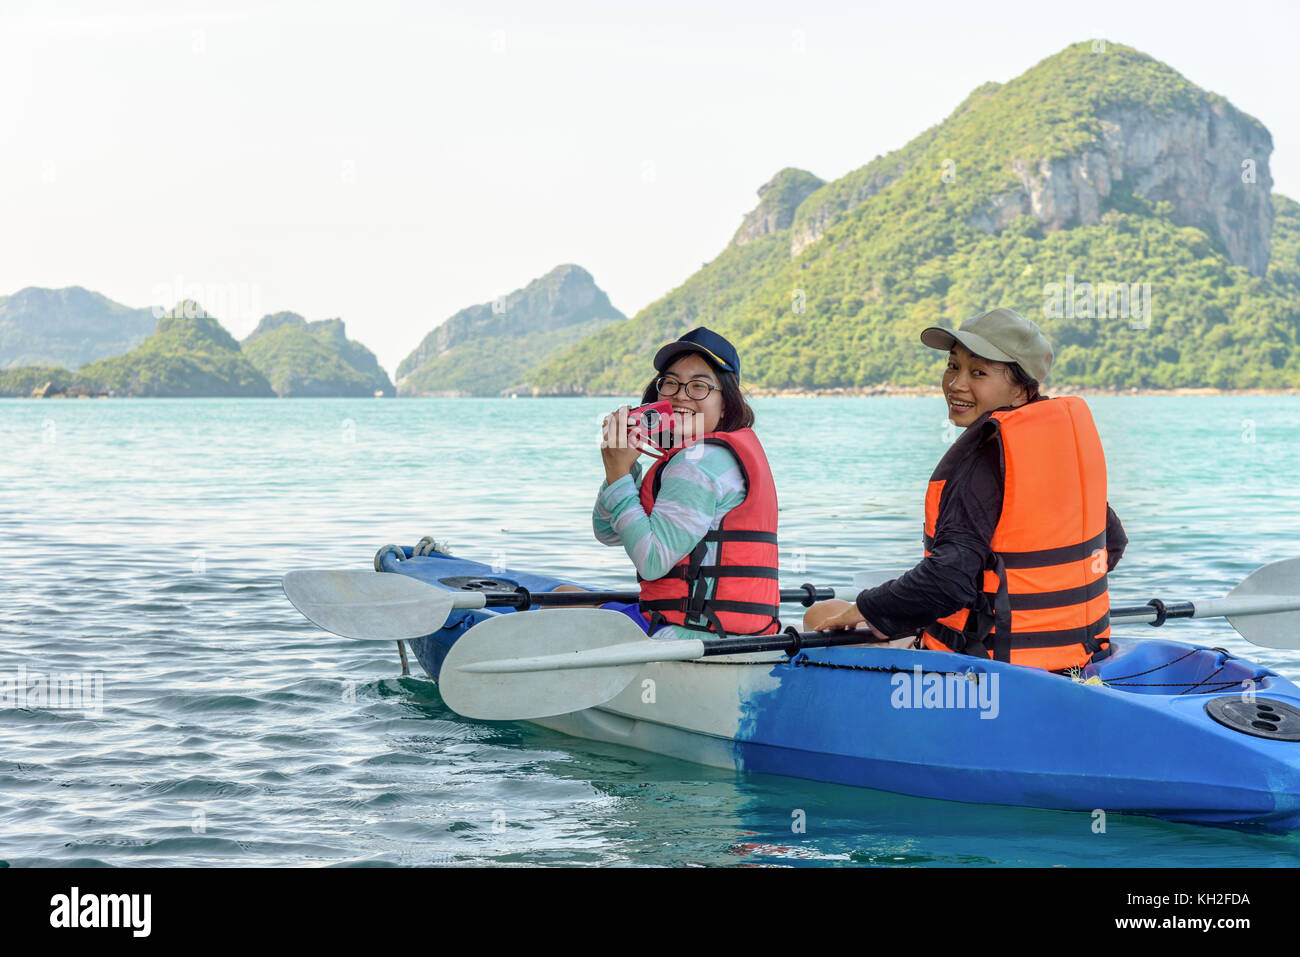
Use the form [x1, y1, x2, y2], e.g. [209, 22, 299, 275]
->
[699, 599, 781, 616]
[991, 554, 1012, 663]
[997, 530, 1108, 569]
[1007, 575, 1108, 610]
[692, 565, 780, 579]
[701, 530, 778, 544]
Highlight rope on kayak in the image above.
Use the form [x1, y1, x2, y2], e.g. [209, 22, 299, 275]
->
[693, 641, 1272, 695]
[1100, 647, 1201, 682]
[790, 658, 974, 678]
[786, 648, 1269, 695]
[1093, 647, 1270, 695]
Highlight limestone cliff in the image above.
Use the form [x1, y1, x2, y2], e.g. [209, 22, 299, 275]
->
[397, 264, 624, 396]
[969, 100, 1274, 274]
[732, 168, 825, 247]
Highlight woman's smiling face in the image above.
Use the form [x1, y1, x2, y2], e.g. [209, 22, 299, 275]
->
[659, 352, 724, 436]
[941, 342, 1027, 427]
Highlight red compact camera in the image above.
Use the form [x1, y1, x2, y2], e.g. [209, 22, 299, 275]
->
[627, 400, 679, 455]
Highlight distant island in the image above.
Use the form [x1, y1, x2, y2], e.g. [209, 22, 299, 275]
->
[0, 286, 157, 371]
[396, 264, 625, 396]
[242, 313, 394, 397]
[0, 266, 625, 398]
[1, 297, 394, 398]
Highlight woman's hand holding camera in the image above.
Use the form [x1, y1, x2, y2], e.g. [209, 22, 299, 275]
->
[601, 406, 646, 484]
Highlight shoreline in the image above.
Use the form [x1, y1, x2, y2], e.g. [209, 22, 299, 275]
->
[739, 385, 1300, 398]
[9, 386, 1299, 400]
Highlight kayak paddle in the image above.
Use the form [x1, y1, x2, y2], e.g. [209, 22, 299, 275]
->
[282, 569, 492, 640]
[282, 568, 836, 640]
[438, 608, 893, 720]
[437, 556, 1300, 720]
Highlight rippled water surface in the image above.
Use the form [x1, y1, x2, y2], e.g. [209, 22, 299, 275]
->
[2, 395, 1299, 866]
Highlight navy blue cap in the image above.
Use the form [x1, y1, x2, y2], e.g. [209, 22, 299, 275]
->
[653, 327, 741, 380]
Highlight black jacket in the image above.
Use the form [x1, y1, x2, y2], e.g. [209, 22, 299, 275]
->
[856, 405, 1128, 637]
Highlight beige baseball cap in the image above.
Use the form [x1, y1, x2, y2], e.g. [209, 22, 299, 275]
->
[920, 307, 1053, 382]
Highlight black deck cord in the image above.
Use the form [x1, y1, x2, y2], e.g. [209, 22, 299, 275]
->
[1098, 642, 1267, 694]
[1100, 646, 1202, 682]
[781, 629, 974, 678]
[774, 617, 1261, 691]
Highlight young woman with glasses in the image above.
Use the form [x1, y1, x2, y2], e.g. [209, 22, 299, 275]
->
[587, 327, 781, 639]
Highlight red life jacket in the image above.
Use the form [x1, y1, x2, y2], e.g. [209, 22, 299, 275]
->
[921, 396, 1111, 670]
[637, 428, 780, 637]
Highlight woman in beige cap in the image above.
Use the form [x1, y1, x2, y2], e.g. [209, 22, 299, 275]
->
[807, 308, 1127, 671]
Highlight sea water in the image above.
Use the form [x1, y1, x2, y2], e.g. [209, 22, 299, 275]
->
[1, 395, 1298, 867]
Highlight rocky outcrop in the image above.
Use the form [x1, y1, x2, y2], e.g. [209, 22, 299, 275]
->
[397, 264, 625, 396]
[969, 100, 1274, 275]
[789, 164, 905, 256]
[732, 168, 825, 246]
[397, 264, 624, 383]
[245, 311, 307, 339]
[76, 301, 275, 397]
[242, 312, 395, 397]
[785, 85, 999, 258]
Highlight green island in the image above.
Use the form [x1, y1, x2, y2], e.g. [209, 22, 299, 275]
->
[396, 264, 625, 396]
[530, 41, 1300, 394]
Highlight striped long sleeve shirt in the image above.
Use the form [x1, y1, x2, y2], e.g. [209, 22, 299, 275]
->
[593, 444, 747, 638]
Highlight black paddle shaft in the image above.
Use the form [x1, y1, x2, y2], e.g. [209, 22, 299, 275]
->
[700, 626, 895, 657]
[704, 600, 1205, 657]
[485, 584, 835, 610]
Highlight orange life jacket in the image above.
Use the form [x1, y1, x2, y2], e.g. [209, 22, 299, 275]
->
[921, 396, 1110, 670]
[637, 428, 780, 637]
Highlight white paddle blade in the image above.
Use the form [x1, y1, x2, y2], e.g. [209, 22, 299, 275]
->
[852, 568, 913, 592]
[1219, 557, 1300, 650]
[439, 608, 670, 720]
[282, 569, 472, 640]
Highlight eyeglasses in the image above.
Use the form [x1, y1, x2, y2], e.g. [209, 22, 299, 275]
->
[656, 376, 720, 401]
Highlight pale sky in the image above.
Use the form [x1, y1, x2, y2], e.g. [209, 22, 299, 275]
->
[2, 0, 1296, 375]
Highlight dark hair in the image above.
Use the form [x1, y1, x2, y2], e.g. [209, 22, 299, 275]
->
[640, 361, 755, 432]
[1006, 362, 1041, 402]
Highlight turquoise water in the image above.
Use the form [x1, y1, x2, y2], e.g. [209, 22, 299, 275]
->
[1, 395, 1299, 866]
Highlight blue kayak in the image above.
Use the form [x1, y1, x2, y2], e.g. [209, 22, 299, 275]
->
[377, 545, 1300, 832]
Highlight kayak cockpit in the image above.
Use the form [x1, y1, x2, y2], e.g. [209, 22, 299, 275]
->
[1087, 637, 1276, 696]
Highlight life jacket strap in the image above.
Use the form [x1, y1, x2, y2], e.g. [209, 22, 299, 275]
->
[1008, 577, 1108, 610]
[638, 597, 781, 616]
[998, 530, 1107, 568]
[653, 564, 780, 581]
[701, 529, 778, 544]
[922, 531, 1107, 569]
[692, 565, 780, 579]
